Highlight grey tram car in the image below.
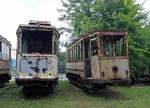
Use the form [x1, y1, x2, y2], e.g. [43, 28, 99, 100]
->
[0, 35, 11, 87]
[66, 30, 131, 90]
[16, 21, 59, 91]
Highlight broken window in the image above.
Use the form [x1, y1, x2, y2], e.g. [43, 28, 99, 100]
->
[84, 37, 91, 58]
[73, 46, 75, 60]
[70, 48, 73, 61]
[0, 41, 1, 59]
[90, 36, 98, 56]
[67, 49, 70, 61]
[22, 30, 53, 54]
[80, 41, 83, 59]
[101, 35, 126, 57]
[77, 43, 80, 60]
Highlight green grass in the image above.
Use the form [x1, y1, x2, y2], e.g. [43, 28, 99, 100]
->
[0, 81, 150, 108]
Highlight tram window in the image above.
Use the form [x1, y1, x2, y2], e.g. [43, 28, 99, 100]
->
[69, 49, 71, 61]
[74, 45, 76, 60]
[70, 48, 72, 61]
[67, 49, 70, 61]
[17, 39, 20, 54]
[54, 40, 58, 55]
[75, 44, 78, 60]
[0, 41, 1, 59]
[74, 44, 77, 60]
[76, 43, 79, 60]
[74, 46, 75, 60]
[72, 46, 75, 60]
[75, 44, 77, 60]
[71, 47, 74, 61]
[78, 43, 80, 60]
[68, 49, 70, 61]
[84, 38, 90, 58]
[22, 30, 53, 54]
[72, 47, 74, 60]
[81, 41, 83, 59]
[90, 37, 98, 56]
[6, 45, 8, 60]
[70, 48, 71, 61]
[101, 35, 126, 57]
[2, 43, 6, 59]
[76, 44, 78, 60]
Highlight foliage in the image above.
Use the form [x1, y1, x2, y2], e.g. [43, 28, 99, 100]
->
[58, 0, 150, 77]
[59, 52, 66, 73]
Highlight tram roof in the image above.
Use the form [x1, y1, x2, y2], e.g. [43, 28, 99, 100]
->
[16, 21, 60, 38]
[0, 35, 11, 46]
[67, 30, 127, 48]
[81, 29, 127, 37]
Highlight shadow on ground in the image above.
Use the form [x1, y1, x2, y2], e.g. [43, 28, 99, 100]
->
[22, 86, 55, 99]
[86, 86, 123, 100]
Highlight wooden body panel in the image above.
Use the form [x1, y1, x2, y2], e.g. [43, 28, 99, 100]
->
[66, 61, 84, 78]
[0, 60, 10, 75]
[91, 56, 101, 79]
[0, 35, 11, 83]
[66, 57, 130, 81]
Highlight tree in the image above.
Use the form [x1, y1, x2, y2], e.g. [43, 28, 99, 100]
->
[58, 0, 150, 77]
[59, 52, 66, 73]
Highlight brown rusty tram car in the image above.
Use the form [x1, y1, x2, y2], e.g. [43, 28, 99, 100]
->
[66, 30, 131, 90]
[0, 35, 11, 87]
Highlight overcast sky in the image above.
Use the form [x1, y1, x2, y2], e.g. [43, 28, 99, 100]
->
[0, 0, 149, 49]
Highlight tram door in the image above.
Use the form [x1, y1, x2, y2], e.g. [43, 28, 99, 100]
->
[83, 37, 92, 78]
[90, 36, 101, 80]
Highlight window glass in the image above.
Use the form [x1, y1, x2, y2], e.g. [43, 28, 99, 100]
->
[73, 46, 74, 60]
[77, 43, 80, 60]
[22, 30, 52, 54]
[75, 44, 77, 60]
[2, 43, 5, 59]
[6, 45, 8, 60]
[74, 46, 76, 60]
[67, 49, 70, 61]
[101, 35, 126, 57]
[90, 37, 98, 56]
[71, 48, 73, 61]
[0, 41, 1, 59]
[81, 41, 83, 59]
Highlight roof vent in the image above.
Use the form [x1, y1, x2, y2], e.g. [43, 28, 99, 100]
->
[29, 20, 51, 26]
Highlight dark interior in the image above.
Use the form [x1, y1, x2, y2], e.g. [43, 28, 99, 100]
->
[22, 30, 52, 54]
[102, 35, 123, 42]
[0, 41, 1, 52]
[83, 37, 92, 77]
[0, 41, 1, 58]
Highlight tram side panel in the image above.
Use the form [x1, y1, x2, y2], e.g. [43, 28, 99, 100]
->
[0, 37, 11, 85]
[66, 61, 84, 78]
[0, 60, 11, 83]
